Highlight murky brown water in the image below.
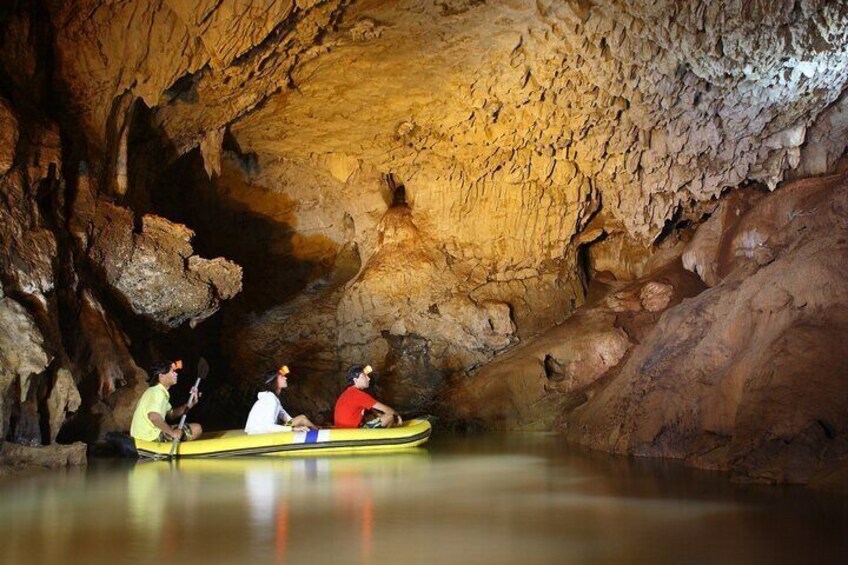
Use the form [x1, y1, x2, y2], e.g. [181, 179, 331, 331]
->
[1, 433, 846, 564]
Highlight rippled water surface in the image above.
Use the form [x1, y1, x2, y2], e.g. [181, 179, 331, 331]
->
[1, 433, 846, 564]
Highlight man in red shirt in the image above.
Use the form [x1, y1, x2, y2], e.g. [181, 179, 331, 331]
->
[334, 364, 402, 428]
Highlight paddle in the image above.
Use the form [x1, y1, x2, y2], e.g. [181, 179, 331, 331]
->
[169, 357, 209, 458]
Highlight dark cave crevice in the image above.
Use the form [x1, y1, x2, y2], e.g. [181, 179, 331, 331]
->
[152, 148, 332, 313]
[127, 99, 335, 314]
[543, 353, 565, 382]
[385, 173, 408, 208]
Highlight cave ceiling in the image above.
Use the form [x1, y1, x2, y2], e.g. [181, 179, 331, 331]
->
[43, 0, 848, 245]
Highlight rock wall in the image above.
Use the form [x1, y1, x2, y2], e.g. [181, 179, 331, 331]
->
[0, 93, 62, 445]
[36, 0, 848, 327]
[564, 176, 848, 483]
[0, 82, 242, 444]
[45, 0, 347, 155]
[443, 253, 706, 430]
[447, 175, 848, 485]
[0, 296, 51, 441]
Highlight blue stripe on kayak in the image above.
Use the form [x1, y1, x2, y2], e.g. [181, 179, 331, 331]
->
[305, 430, 319, 444]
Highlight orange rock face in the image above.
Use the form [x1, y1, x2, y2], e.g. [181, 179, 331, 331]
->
[565, 175, 848, 483]
[444, 254, 705, 430]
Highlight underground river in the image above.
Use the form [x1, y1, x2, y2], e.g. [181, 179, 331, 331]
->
[1, 433, 846, 564]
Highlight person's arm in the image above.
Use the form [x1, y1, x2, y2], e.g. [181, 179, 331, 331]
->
[148, 411, 182, 440]
[278, 406, 292, 426]
[372, 401, 402, 425]
[276, 402, 300, 429]
[165, 387, 200, 420]
[280, 413, 307, 431]
[289, 414, 318, 431]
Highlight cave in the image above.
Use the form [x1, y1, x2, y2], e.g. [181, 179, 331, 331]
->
[0, 1, 847, 561]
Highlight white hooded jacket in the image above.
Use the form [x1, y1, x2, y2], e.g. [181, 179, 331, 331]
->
[245, 391, 293, 435]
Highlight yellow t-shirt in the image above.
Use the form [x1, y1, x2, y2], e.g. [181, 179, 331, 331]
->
[130, 383, 172, 441]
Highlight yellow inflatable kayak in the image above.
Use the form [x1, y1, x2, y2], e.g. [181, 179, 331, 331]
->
[134, 418, 432, 459]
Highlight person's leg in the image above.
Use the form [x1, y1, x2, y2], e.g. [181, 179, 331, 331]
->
[290, 414, 318, 430]
[378, 412, 395, 428]
[185, 422, 203, 441]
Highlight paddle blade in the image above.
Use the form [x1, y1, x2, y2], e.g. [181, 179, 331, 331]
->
[197, 357, 210, 380]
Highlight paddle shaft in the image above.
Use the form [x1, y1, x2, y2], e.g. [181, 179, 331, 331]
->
[169, 377, 201, 457]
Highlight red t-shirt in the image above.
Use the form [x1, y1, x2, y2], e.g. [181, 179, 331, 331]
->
[334, 386, 377, 428]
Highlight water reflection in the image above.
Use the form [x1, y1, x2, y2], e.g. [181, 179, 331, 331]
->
[123, 452, 430, 564]
[0, 436, 846, 564]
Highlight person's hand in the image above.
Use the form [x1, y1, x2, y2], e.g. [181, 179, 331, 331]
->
[395, 414, 403, 425]
[293, 425, 309, 432]
[168, 427, 184, 441]
[187, 388, 201, 409]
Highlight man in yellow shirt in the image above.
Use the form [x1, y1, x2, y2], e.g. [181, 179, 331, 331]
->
[130, 360, 203, 442]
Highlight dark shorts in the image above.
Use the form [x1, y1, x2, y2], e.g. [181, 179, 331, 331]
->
[362, 418, 384, 429]
[157, 423, 193, 442]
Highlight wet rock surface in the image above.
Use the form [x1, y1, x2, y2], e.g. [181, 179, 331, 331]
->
[337, 207, 517, 401]
[0, 442, 87, 468]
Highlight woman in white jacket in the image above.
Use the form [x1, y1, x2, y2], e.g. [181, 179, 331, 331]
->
[244, 365, 318, 434]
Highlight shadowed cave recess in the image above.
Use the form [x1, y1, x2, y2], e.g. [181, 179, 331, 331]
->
[1, 0, 848, 488]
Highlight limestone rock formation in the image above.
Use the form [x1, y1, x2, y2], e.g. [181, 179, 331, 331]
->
[38, 1, 848, 355]
[444, 256, 705, 430]
[0, 95, 64, 446]
[77, 290, 146, 400]
[233, 0, 848, 247]
[3, 0, 848, 486]
[565, 175, 848, 484]
[0, 171, 58, 306]
[227, 205, 517, 419]
[0, 441, 87, 468]
[446, 309, 631, 430]
[46, 369, 81, 445]
[0, 83, 242, 444]
[638, 281, 674, 313]
[0, 98, 61, 308]
[682, 189, 765, 287]
[0, 97, 18, 175]
[46, 0, 347, 154]
[337, 206, 516, 409]
[76, 188, 243, 328]
[793, 91, 848, 178]
[0, 296, 51, 439]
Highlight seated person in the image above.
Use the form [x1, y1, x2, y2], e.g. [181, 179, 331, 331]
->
[245, 365, 318, 434]
[130, 360, 202, 442]
[334, 364, 402, 429]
